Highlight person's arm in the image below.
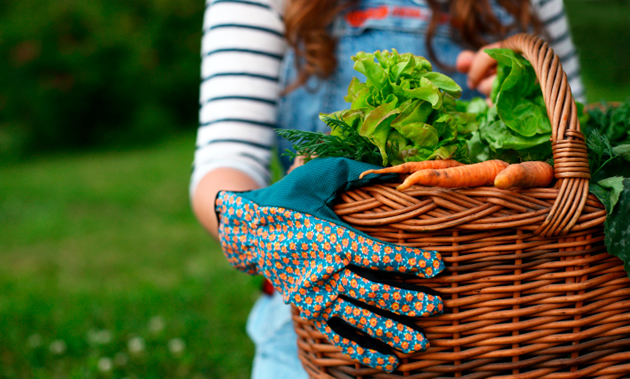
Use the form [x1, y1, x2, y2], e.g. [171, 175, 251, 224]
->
[191, 0, 287, 240]
[192, 167, 260, 240]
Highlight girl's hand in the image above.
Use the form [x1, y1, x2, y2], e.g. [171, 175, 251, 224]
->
[455, 42, 501, 99]
[287, 155, 308, 174]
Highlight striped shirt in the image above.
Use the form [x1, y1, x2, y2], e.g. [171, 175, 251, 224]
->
[191, 0, 585, 197]
[532, 0, 584, 96]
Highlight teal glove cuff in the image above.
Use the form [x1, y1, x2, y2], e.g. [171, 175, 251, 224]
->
[237, 157, 398, 226]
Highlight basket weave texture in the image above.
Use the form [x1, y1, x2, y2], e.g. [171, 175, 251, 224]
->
[292, 34, 630, 379]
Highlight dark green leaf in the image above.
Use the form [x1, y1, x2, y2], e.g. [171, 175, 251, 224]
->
[591, 156, 630, 182]
[613, 144, 630, 161]
[602, 178, 630, 278]
[590, 176, 625, 213]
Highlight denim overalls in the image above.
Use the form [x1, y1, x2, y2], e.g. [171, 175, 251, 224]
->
[248, 1, 513, 377]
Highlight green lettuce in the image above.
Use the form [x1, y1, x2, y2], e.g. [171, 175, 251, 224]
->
[466, 48, 553, 163]
[489, 49, 551, 137]
[322, 49, 478, 166]
[590, 178, 630, 277]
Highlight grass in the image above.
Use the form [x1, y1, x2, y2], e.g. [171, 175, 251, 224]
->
[565, 0, 630, 102]
[0, 133, 260, 379]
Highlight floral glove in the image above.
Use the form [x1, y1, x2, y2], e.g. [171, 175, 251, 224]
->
[215, 158, 444, 372]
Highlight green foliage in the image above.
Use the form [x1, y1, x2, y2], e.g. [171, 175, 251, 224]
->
[589, 176, 625, 214]
[564, 0, 630, 103]
[583, 100, 630, 278]
[586, 128, 617, 177]
[583, 100, 630, 180]
[592, 178, 630, 278]
[584, 99, 630, 146]
[0, 0, 204, 159]
[276, 116, 384, 166]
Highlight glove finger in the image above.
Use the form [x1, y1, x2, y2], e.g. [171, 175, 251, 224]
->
[349, 236, 444, 278]
[338, 268, 443, 318]
[328, 297, 430, 354]
[311, 318, 400, 373]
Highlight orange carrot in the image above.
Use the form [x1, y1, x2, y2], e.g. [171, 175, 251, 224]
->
[397, 160, 510, 191]
[494, 161, 554, 189]
[359, 159, 464, 179]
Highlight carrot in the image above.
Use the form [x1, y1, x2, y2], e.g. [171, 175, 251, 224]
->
[359, 159, 464, 179]
[397, 160, 510, 191]
[494, 161, 554, 189]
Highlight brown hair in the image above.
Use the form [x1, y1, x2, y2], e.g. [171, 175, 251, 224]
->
[284, 0, 543, 90]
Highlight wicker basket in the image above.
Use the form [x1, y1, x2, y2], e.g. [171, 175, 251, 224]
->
[292, 34, 630, 379]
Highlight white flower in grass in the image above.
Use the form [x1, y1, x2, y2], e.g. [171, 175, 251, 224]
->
[114, 352, 128, 366]
[168, 338, 186, 356]
[98, 357, 113, 373]
[27, 334, 42, 348]
[128, 336, 145, 355]
[148, 316, 165, 334]
[49, 339, 67, 355]
[87, 329, 112, 345]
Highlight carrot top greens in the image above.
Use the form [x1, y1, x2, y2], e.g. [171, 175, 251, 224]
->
[276, 116, 384, 166]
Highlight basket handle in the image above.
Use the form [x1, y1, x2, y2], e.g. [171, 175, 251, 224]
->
[501, 34, 590, 237]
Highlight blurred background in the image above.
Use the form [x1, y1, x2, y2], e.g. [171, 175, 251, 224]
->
[0, 0, 628, 378]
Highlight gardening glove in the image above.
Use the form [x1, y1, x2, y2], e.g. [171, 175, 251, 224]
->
[215, 157, 444, 372]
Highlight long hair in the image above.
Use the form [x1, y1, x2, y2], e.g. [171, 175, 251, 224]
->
[284, 0, 543, 90]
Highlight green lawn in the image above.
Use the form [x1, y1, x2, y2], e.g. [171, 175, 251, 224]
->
[565, 0, 630, 102]
[0, 133, 260, 378]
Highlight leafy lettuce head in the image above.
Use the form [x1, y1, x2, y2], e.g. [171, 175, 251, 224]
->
[322, 49, 477, 166]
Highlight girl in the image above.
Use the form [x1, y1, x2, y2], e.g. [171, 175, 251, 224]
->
[191, 1, 584, 377]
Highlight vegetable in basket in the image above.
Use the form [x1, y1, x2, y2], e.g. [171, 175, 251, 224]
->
[465, 48, 556, 163]
[279, 48, 559, 191]
[358, 159, 464, 179]
[214, 157, 445, 372]
[279, 49, 480, 167]
[493, 161, 554, 189]
[396, 159, 509, 191]
[583, 99, 630, 180]
[467, 54, 630, 277]
[279, 47, 630, 278]
[277, 115, 384, 166]
[582, 100, 630, 278]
